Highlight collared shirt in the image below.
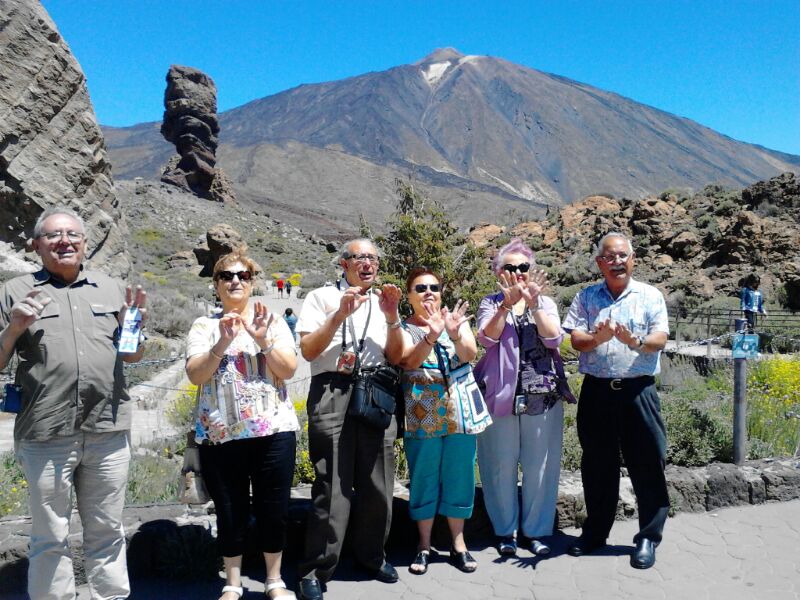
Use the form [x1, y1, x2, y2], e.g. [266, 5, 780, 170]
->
[562, 278, 669, 378]
[296, 285, 388, 376]
[0, 269, 128, 441]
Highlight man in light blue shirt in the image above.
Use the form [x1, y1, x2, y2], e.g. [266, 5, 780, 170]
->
[562, 232, 669, 570]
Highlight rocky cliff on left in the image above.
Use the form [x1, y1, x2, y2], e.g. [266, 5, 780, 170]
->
[0, 0, 129, 277]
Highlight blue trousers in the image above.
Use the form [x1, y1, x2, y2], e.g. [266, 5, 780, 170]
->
[405, 433, 477, 520]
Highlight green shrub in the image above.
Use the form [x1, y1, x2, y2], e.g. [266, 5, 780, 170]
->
[125, 452, 182, 505]
[0, 451, 28, 516]
[167, 385, 198, 433]
[662, 394, 732, 466]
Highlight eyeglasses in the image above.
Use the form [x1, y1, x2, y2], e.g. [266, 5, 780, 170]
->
[502, 263, 531, 274]
[598, 253, 632, 263]
[39, 230, 85, 242]
[346, 253, 379, 264]
[414, 283, 441, 293]
[216, 270, 253, 282]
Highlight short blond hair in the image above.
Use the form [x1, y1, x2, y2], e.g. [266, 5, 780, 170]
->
[212, 252, 259, 280]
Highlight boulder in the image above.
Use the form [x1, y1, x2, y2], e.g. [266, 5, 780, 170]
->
[467, 223, 504, 247]
[0, 0, 129, 277]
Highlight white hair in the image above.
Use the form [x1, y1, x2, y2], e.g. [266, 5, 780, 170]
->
[595, 232, 633, 256]
[339, 238, 381, 260]
[33, 206, 86, 238]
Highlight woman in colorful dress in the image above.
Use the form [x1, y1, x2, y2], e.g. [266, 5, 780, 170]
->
[474, 238, 571, 557]
[185, 252, 298, 600]
[397, 267, 481, 575]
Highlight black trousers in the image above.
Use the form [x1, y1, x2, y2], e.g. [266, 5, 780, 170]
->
[199, 431, 296, 557]
[298, 372, 397, 582]
[577, 375, 669, 544]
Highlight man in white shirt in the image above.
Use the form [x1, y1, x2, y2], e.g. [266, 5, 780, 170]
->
[296, 239, 403, 600]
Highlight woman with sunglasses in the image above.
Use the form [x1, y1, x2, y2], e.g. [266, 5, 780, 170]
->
[474, 238, 567, 558]
[185, 253, 298, 600]
[396, 267, 479, 575]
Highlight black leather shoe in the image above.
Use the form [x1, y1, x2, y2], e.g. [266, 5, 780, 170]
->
[567, 537, 606, 557]
[298, 577, 323, 600]
[372, 562, 399, 583]
[630, 538, 657, 569]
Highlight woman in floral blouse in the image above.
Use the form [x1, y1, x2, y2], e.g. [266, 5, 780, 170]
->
[185, 252, 298, 600]
[397, 267, 480, 575]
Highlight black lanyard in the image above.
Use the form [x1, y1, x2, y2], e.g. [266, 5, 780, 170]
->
[340, 291, 372, 356]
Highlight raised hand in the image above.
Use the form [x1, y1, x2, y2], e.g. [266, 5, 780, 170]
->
[497, 270, 524, 306]
[375, 283, 402, 317]
[593, 318, 616, 344]
[118, 284, 147, 327]
[522, 269, 548, 307]
[219, 312, 243, 343]
[9, 289, 52, 333]
[443, 299, 471, 339]
[244, 301, 273, 346]
[337, 286, 370, 320]
[419, 302, 446, 341]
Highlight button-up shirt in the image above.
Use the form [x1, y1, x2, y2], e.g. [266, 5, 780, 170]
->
[0, 269, 128, 441]
[562, 278, 669, 378]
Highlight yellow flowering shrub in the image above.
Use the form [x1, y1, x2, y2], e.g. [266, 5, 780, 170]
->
[747, 356, 800, 457]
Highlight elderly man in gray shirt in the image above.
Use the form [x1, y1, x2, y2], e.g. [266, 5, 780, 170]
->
[0, 207, 147, 600]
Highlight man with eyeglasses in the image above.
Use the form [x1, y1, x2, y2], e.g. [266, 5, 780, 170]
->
[0, 206, 147, 599]
[295, 238, 404, 600]
[561, 232, 669, 570]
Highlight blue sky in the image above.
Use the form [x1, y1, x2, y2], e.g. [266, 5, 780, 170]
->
[42, 0, 800, 155]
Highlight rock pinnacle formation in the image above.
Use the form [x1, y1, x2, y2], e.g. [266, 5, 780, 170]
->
[160, 65, 236, 203]
[0, 0, 130, 276]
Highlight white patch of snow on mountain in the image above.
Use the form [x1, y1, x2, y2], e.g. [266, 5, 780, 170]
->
[458, 55, 480, 66]
[423, 61, 451, 85]
[477, 167, 522, 196]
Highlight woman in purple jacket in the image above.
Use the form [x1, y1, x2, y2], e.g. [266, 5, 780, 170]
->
[474, 238, 568, 557]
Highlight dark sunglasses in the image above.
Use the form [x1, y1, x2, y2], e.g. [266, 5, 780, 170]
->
[502, 263, 531, 274]
[216, 270, 253, 282]
[414, 283, 441, 293]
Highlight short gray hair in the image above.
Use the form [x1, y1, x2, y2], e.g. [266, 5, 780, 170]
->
[339, 238, 381, 260]
[33, 206, 86, 239]
[595, 232, 633, 256]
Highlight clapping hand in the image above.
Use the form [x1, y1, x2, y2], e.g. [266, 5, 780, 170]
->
[593, 318, 616, 344]
[419, 302, 446, 341]
[337, 286, 370, 319]
[375, 283, 402, 317]
[612, 321, 638, 347]
[522, 269, 548, 307]
[244, 301, 273, 346]
[497, 270, 525, 306]
[443, 299, 471, 339]
[219, 312, 243, 343]
[9, 289, 52, 333]
[118, 285, 147, 327]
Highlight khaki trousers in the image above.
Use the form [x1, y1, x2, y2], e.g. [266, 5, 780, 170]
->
[16, 431, 131, 600]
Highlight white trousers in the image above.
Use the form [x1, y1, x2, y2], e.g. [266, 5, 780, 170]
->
[477, 401, 564, 538]
[16, 431, 131, 600]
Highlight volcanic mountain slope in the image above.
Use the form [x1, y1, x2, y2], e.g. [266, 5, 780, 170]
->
[104, 48, 800, 234]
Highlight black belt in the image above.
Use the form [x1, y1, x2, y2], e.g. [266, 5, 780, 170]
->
[584, 375, 654, 391]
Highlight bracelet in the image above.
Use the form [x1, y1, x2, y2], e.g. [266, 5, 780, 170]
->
[449, 332, 462, 342]
[209, 348, 224, 360]
[386, 319, 402, 329]
[261, 343, 275, 355]
[499, 303, 513, 312]
[423, 334, 436, 346]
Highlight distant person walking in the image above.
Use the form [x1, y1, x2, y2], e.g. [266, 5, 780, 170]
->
[740, 274, 766, 333]
[286, 281, 293, 297]
[284, 307, 298, 342]
[277, 278, 285, 298]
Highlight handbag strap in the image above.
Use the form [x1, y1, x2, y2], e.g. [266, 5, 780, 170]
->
[342, 291, 372, 374]
[550, 347, 577, 404]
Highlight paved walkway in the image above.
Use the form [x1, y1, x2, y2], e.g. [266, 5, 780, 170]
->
[66, 500, 800, 599]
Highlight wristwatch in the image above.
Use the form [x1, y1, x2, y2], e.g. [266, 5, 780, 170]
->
[629, 335, 644, 350]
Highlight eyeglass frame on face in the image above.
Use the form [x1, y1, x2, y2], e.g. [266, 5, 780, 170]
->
[597, 252, 632, 263]
[215, 270, 253, 282]
[413, 283, 441, 293]
[502, 262, 531, 274]
[38, 230, 85, 243]
[345, 253, 379, 264]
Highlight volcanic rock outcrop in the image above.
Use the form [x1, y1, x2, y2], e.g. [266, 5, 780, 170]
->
[160, 65, 236, 203]
[0, 0, 130, 276]
[192, 224, 252, 276]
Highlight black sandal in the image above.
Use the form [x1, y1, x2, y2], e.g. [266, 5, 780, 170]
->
[409, 549, 431, 575]
[449, 547, 477, 573]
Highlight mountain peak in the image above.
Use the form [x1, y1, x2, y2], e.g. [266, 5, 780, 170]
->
[414, 47, 465, 66]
